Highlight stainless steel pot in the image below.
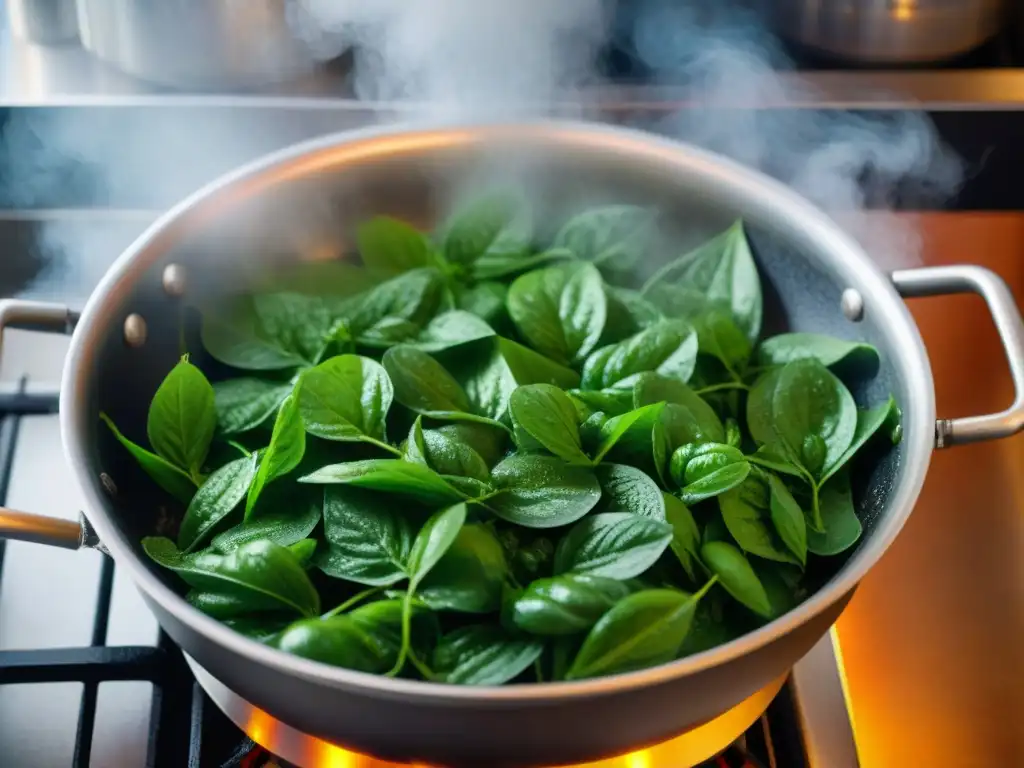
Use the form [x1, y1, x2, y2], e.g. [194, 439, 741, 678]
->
[1, 121, 1023, 767]
[6, 0, 79, 44]
[74, 0, 325, 88]
[768, 0, 1009, 65]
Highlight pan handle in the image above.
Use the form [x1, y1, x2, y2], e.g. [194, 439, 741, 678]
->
[891, 265, 1024, 448]
[0, 299, 94, 550]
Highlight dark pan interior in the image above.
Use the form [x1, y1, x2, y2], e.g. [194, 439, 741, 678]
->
[83, 134, 907, 605]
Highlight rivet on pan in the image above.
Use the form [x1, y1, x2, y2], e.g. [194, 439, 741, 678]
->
[100, 472, 118, 497]
[841, 288, 865, 322]
[124, 313, 148, 347]
[162, 264, 187, 297]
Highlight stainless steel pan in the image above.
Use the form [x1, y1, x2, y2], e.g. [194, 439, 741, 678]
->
[1, 121, 1022, 767]
[767, 0, 1009, 65]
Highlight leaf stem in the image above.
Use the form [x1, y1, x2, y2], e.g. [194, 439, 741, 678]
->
[226, 439, 252, 457]
[534, 657, 545, 683]
[322, 586, 383, 619]
[408, 647, 436, 681]
[386, 589, 415, 677]
[809, 482, 824, 533]
[694, 381, 750, 396]
[361, 436, 404, 457]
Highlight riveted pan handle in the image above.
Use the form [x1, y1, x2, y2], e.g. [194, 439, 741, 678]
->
[892, 265, 1024, 448]
[0, 299, 95, 550]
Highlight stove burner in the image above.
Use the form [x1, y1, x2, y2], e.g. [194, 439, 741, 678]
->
[188, 656, 785, 768]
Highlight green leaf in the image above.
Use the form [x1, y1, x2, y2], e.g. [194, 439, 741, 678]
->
[680, 461, 750, 505]
[700, 541, 772, 618]
[316, 486, 414, 586]
[568, 387, 635, 417]
[200, 294, 331, 371]
[718, 473, 800, 566]
[432, 422, 507, 468]
[355, 316, 421, 350]
[357, 215, 432, 273]
[187, 591, 278, 621]
[767, 474, 807, 566]
[432, 624, 544, 686]
[218, 614, 291, 641]
[213, 378, 292, 436]
[407, 503, 467, 589]
[671, 443, 750, 504]
[443, 337, 579, 423]
[670, 442, 743, 486]
[246, 390, 306, 517]
[509, 384, 588, 464]
[512, 573, 633, 636]
[664, 494, 701, 581]
[178, 454, 258, 552]
[298, 355, 393, 444]
[489, 454, 601, 528]
[641, 221, 762, 341]
[382, 345, 473, 417]
[807, 470, 862, 555]
[595, 402, 669, 482]
[746, 367, 781, 448]
[442, 193, 532, 267]
[554, 512, 672, 579]
[405, 418, 491, 483]
[725, 418, 742, 448]
[299, 459, 465, 507]
[147, 357, 216, 479]
[99, 413, 196, 503]
[347, 599, 440, 663]
[413, 311, 496, 353]
[771, 359, 857, 476]
[590, 406, 650, 464]
[456, 281, 508, 326]
[632, 373, 725, 445]
[757, 333, 880, 370]
[506, 262, 607, 364]
[471, 247, 574, 282]
[694, 310, 752, 375]
[554, 205, 656, 272]
[747, 444, 804, 479]
[755, 562, 804, 620]
[566, 583, 713, 680]
[211, 489, 321, 552]
[595, 463, 665, 520]
[819, 396, 897, 486]
[678, 594, 739, 657]
[274, 615, 390, 673]
[288, 538, 317, 565]
[498, 337, 580, 390]
[348, 267, 444, 335]
[602, 286, 663, 343]
[143, 537, 320, 617]
[581, 320, 698, 390]
[416, 524, 507, 613]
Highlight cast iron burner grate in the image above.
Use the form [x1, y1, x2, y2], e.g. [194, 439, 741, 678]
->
[0, 385, 808, 768]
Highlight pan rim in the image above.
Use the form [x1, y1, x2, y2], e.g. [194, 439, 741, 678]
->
[60, 118, 935, 703]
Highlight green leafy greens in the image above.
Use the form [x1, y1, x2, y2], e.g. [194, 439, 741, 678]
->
[105, 205, 897, 687]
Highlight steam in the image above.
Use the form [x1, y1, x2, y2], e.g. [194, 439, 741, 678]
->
[2, 0, 962, 301]
[299, 0, 611, 116]
[627, 0, 961, 267]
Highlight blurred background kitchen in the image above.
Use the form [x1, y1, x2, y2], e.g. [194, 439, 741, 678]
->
[0, 1, 1023, 766]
